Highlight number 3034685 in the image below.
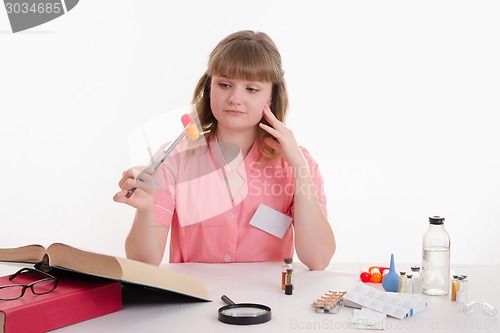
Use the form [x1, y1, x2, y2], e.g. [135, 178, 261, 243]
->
[5, 2, 62, 14]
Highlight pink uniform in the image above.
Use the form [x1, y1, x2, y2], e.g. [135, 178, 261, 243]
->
[153, 136, 327, 263]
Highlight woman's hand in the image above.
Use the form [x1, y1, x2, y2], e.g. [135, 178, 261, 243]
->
[259, 105, 308, 169]
[260, 105, 335, 270]
[114, 165, 168, 266]
[113, 165, 155, 211]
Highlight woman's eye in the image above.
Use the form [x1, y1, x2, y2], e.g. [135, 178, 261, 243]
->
[246, 87, 259, 93]
[218, 83, 231, 89]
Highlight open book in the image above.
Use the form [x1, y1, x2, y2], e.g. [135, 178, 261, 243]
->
[0, 243, 210, 302]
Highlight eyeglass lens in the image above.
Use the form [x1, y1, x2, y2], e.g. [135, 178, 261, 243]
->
[1, 267, 57, 301]
[0, 285, 26, 300]
[0, 279, 57, 300]
[32, 279, 57, 294]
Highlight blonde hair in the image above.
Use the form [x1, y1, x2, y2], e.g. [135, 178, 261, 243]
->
[192, 30, 288, 162]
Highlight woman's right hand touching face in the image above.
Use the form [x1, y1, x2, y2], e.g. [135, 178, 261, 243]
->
[113, 166, 155, 211]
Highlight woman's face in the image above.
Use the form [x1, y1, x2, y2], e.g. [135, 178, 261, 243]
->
[210, 75, 272, 134]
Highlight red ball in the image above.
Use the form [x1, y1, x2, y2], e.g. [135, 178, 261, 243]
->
[359, 271, 371, 282]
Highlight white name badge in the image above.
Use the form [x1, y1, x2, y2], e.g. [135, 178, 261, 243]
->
[249, 203, 293, 239]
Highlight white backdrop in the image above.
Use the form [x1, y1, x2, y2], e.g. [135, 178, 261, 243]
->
[1, 0, 499, 266]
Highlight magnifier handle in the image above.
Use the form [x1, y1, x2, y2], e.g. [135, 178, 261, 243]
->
[221, 295, 235, 305]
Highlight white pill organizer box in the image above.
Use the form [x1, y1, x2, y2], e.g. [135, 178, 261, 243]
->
[343, 282, 427, 320]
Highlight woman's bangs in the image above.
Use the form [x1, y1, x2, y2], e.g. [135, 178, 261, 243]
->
[208, 42, 276, 82]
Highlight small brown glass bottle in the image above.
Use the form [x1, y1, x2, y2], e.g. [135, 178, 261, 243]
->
[281, 258, 293, 290]
[285, 268, 293, 295]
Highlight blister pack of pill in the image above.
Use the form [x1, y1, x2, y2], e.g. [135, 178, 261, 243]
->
[311, 290, 347, 314]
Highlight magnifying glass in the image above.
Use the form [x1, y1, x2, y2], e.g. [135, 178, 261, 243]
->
[218, 295, 272, 325]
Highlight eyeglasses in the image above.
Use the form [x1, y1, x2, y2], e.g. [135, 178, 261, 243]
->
[0, 267, 58, 301]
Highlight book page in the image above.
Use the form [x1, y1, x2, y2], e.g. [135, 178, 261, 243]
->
[0, 244, 47, 263]
[47, 243, 123, 280]
[116, 258, 209, 301]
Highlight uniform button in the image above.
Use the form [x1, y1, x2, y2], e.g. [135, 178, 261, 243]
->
[223, 255, 232, 262]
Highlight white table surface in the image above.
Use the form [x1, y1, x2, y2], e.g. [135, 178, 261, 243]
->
[1, 262, 498, 332]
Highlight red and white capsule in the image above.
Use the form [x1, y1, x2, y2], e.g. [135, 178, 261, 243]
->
[181, 114, 200, 140]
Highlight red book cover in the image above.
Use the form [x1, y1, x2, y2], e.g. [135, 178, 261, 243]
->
[0, 269, 122, 333]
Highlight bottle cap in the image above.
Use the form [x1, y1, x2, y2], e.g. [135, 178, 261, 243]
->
[284, 258, 293, 264]
[429, 216, 445, 225]
[411, 266, 420, 271]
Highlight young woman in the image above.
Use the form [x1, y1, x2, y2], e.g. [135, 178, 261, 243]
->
[114, 30, 335, 270]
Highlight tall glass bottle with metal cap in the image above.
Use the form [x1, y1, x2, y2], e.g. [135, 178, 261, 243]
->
[422, 216, 450, 295]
